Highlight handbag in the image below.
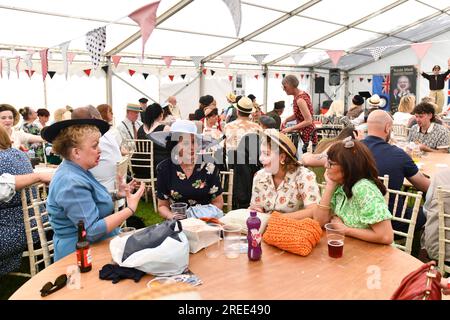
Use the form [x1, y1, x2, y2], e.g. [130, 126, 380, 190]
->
[391, 261, 442, 300]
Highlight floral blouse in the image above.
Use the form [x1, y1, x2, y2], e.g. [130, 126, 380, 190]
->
[250, 166, 321, 213]
[21, 122, 44, 161]
[331, 179, 392, 229]
[156, 158, 223, 207]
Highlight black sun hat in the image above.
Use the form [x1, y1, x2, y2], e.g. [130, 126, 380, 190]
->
[41, 119, 110, 143]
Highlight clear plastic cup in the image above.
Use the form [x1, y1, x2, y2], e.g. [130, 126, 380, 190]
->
[325, 223, 346, 258]
[203, 223, 223, 258]
[223, 224, 241, 259]
[171, 202, 188, 220]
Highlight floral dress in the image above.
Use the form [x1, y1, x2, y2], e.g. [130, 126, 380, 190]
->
[156, 159, 223, 207]
[22, 122, 44, 161]
[250, 166, 321, 213]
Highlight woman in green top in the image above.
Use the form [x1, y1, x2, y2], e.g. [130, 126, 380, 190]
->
[314, 137, 394, 245]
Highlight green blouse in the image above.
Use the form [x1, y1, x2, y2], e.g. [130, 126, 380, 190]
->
[330, 179, 392, 229]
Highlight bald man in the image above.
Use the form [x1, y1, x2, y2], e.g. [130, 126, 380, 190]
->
[363, 110, 429, 256]
[167, 96, 181, 119]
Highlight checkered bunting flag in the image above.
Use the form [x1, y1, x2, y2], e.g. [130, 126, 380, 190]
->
[191, 56, 203, 68]
[85, 26, 106, 69]
[369, 46, 387, 61]
[252, 54, 268, 65]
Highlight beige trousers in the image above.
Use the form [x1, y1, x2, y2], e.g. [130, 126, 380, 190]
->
[429, 90, 444, 114]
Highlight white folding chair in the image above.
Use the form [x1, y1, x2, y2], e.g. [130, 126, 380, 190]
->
[114, 155, 130, 218]
[10, 184, 54, 277]
[220, 169, 234, 213]
[378, 174, 390, 203]
[437, 186, 450, 275]
[392, 124, 409, 141]
[388, 188, 423, 255]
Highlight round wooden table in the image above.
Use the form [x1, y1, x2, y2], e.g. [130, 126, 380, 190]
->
[10, 234, 423, 300]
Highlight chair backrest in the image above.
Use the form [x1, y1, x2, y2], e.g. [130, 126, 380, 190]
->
[392, 124, 409, 140]
[20, 184, 54, 277]
[378, 174, 389, 203]
[127, 139, 154, 181]
[437, 186, 450, 274]
[220, 170, 234, 213]
[388, 188, 423, 255]
[114, 155, 130, 213]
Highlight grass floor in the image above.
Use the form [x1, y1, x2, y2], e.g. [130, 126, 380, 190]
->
[0, 200, 162, 300]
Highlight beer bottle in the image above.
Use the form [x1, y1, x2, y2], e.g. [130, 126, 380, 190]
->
[76, 220, 92, 273]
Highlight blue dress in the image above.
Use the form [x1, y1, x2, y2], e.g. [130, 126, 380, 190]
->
[47, 160, 119, 261]
[0, 148, 35, 276]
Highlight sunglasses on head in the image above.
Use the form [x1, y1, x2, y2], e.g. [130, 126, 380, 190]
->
[40, 274, 67, 297]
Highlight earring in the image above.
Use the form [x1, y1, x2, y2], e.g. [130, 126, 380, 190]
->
[280, 161, 285, 165]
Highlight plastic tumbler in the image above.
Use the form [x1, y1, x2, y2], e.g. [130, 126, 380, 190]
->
[170, 202, 188, 220]
[325, 223, 346, 258]
[223, 224, 241, 259]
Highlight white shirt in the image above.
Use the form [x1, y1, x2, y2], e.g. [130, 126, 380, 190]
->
[0, 173, 15, 202]
[169, 104, 182, 119]
[10, 129, 35, 150]
[393, 112, 414, 126]
[117, 118, 142, 142]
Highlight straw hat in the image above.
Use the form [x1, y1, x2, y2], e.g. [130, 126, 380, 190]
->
[126, 103, 142, 112]
[261, 129, 300, 164]
[236, 97, 254, 114]
[368, 94, 381, 107]
[226, 92, 236, 103]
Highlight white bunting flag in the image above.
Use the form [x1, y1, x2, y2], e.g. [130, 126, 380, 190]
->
[290, 52, 305, 65]
[252, 54, 268, 65]
[369, 46, 387, 61]
[221, 55, 234, 68]
[191, 56, 203, 68]
[59, 41, 70, 79]
[222, 0, 241, 37]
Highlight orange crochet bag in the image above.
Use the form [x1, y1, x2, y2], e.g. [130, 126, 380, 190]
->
[262, 212, 322, 256]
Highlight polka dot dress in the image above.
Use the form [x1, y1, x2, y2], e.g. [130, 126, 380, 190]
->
[0, 148, 36, 276]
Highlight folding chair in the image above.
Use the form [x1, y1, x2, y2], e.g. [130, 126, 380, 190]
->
[220, 169, 234, 213]
[392, 124, 409, 141]
[437, 186, 450, 275]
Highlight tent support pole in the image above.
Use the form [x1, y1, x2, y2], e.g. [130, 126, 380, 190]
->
[43, 77, 48, 108]
[344, 71, 350, 113]
[199, 63, 204, 99]
[106, 57, 113, 106]
[263, 65, 269, 113]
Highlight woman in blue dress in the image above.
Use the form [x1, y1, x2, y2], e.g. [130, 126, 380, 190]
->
[43, 119, 145, 261]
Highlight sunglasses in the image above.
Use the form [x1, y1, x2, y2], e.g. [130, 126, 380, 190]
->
[40, 274, 67, 297]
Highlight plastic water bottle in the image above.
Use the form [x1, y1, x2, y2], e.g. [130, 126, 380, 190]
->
[247, 211, 262, 261]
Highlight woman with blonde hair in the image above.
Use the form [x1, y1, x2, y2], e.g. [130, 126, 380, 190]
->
[324, 100, 344, 118]
[393, 95, 415, 126]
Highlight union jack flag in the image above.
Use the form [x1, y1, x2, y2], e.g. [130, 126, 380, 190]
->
[382, 75, 390, 94]
[447, 73, 450, 105]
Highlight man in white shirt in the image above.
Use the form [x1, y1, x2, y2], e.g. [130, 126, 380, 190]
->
[117, 103, 143, 143]
[0, 172, 52, 202]
[167, 96, 182, 120]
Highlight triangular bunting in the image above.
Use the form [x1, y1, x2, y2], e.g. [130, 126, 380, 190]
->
[282, 74, 286, 79]
[6, 59, 10, 79]
[40, 49, 48, 81]
[369, 46, 387, 61]
[128, 69, 136, 76]
[300, 74, 304, 79]
[290, 52, 305, 65]
[210, 69, 215, 76]
[202, 68, 207, 75]
[59, 41, 70, 80]
[222, 0, 241, 37]
[411, 42, 432, 61]
[181, 74, 186, 80]
[252, 54, 267, 65]
[168, 75, 174, 81]
[83, 69, 91, 77]
[142, 72, 149, 79]
[221, 55, 234, 68]
[48, 71, 56, 79]
[85, 26, 106, 69]
[262, 72, 267, 78]
[359, 77, 364, 82]
[102, 65, 109, 74]
[275, 73, 279, 79]
[306, 74, 309, 79]
[15, 57, 20, 79]
[67, 52, 76, 64]
[367, 78, 372, 83]
[128, 1, 161, 59]
[25, 69, 35, 79]
[254, 74, 259, 80]
[111, 55, 121, 67]
[326, 50, 345, 67]
[24, 53, 33, 69]
[191, 56, 203, 68]
[228, 75, 233, 81]
[162, 56, 173, 68]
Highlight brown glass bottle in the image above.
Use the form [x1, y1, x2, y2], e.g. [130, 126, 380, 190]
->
[76, 220, 92, 273]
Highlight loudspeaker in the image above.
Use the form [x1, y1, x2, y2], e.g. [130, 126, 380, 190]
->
[329, 68, 340, 86]
[314, 77, 325, 94]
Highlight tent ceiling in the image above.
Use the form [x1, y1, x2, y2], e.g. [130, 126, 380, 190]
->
[0, 0, 448, 71]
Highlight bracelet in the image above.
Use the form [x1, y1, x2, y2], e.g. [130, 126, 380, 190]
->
[126, 207, 135, 215]
[317, 203, 331, 210]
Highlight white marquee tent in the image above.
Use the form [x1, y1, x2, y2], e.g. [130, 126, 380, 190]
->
[0, 0, 449, 123]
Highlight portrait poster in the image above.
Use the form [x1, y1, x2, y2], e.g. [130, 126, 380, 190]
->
[389, 65, 417, 113]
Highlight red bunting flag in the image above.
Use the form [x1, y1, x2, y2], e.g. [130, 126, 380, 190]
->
[326, 50, 345, 67]
[67, 52, 76, 64]
[228, 75, 233, 81]
[202, 68, 207, 75]
[128, 1, 161, 59]
[300, 74, 304, 79]
[359, 77, 364, 82]
[83, 69, 91, 76]
[111, 55, 122, 67]
[254, 74, 259, 80]
[168, 75, 174, 81]
[275, 73, 279, 79]
[411, 42, 432, 61]
[128, 69, 136, 76]
[25, 69, 35, 79]
[40, 49, 49, 81]
[162, 56, 173, 68]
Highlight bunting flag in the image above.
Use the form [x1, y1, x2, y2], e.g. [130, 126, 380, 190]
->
[191, 56, 203, 68]
[25, 69, 35, 79]
[128, 69, 136, 76]
[228, 75, 233, 81]
[26, 49, 35, 55]
[210, 69, 216, 76]
[142, 72, 149, 79]
[162, 56, 173, 68]
[101, 65, 109, 74]
[67, 52, 76, 64]
[254, 74, 259, 80]
[300, 74, 304, 79]
[15, 57, 20, 79]
[290, 52, 305, 65]
[306, 74, 309, 79]
[181, 74, 186, 80]
[369, 46, 387, 61]
[252, 54, 267, 65]
[111, 55, 122, 67]
[282, 73, 286, 78]
[59, 41, 70, 80]
[0, 59, 2, 78]
[48, 71, 56, 79]
[168, 75, 174, 81]
[40, 49, 48, 81]
[275, 73, 279, 79]
[128, 1, 161, 59]
[262, 72, 267, 78]
[202, 68, 207, 75]
[6, 59, 10, 79]
[359, 77, 364, 82]
[24, 53, 33, 70]
[221, 55, 234, 68]
[367, 78, 372, 83]
[222, 0, 241, 37]
[326, 50, 345, 67]
[86, 26, 106, 69]
[83, 69, 91, 77]
[411, 42, 432, 61]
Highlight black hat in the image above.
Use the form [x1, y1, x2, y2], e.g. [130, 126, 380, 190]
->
[139, 97, 149, 104]
[247, 94, 256, 101]
[352, 95, 364, 106]
[274, 101, 285, 110]
[199, 95, 214, 106]
[41, 119, 110, 143]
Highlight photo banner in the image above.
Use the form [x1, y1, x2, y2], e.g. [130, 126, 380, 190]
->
[389, 65, 417, 113]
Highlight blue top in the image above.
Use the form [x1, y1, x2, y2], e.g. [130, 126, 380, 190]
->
[47, 160, 118, 261]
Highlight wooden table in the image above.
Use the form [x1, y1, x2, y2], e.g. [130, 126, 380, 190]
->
[33, 164, 58, 175]
[10, 234, 423, 300]
[415, 152, 450, 178]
